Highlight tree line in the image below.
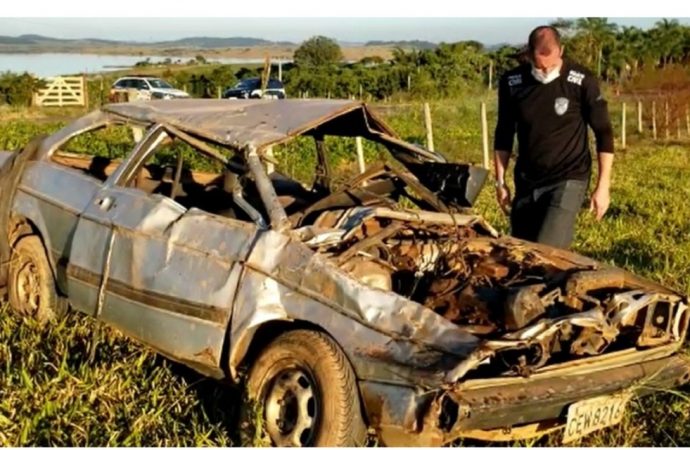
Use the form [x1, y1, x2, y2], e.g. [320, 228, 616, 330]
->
[1, 18, 689, 107]
[283, 18, 690, 99]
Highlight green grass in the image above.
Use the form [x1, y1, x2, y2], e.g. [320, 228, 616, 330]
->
[2, 96, 690, 446]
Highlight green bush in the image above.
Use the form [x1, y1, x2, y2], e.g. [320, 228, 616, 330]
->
[0, 72, 45, 107]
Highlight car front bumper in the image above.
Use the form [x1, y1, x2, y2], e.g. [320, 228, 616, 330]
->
[360, 345, 690, 446]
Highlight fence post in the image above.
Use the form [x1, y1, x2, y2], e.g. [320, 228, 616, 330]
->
[652, 101, 658, 140]
[677, 119, 682, 140]
[488, 60, 493, 90]
[686, 105, 690, 136]
[481, 102, 490, 169]
[407, 74, 411, 92]
[99, 77, 104, 106]
[665, 100, 670, 140]
[621, 103, 626, 149]
[424, 102, 434, 152]
[278, 59, 282, 82]
[637, 100, 643, 134]
[356, 137, 366, 174]
[82, 75, 89, 110]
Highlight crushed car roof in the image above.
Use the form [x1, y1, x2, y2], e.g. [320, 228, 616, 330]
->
[102, 99, 443, 162]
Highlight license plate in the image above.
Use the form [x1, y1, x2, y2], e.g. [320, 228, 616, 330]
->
[562, 392, 631, 443]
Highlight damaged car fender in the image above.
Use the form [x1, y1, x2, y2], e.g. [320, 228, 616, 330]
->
[228, 228, 480, 386]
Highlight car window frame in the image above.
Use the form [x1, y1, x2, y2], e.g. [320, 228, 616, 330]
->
[108, 124, 272, 229]
[268, 79, 284, 89]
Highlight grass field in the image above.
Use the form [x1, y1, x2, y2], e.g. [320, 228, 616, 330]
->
[1, 96, 690, 446]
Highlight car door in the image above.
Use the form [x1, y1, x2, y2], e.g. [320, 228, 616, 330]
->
[11, 115, 132, 312]
[73, 126, 259, 371]
[100, 190, 257, 370]
[63, 123, 157, 315]
[13, 159, 104, 302]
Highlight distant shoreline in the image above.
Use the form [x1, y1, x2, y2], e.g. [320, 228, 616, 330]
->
[0, 45, 395, 61]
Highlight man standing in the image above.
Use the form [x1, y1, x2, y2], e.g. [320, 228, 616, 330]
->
[493, 25, 614, 249]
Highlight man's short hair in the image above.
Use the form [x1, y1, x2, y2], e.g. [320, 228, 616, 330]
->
[528, 26, 562, 57]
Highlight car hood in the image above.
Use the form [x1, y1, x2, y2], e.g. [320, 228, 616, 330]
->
[150, 88, 189, 97]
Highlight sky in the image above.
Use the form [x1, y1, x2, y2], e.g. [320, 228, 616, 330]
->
[1, 17, 689, 46]
[2, 0, 689, 47]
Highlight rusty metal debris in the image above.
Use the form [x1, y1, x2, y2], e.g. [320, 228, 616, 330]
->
[304, 207, 689, 382]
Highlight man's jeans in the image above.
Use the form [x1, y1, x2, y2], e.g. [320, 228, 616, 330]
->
[510, 179, 589, 249]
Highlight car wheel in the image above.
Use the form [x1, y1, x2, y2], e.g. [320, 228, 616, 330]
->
[8, 235, 66, 322]
[241, 329, 367, 447]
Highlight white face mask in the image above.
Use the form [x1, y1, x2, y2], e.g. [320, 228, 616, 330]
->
[531, 64, 561, 84]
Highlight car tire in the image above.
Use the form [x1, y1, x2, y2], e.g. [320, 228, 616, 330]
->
[241, 329, 367, 447]
[8, 235, 66, 322]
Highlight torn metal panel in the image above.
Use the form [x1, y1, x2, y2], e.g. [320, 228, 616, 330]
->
[229, 264, 464, 386]
[0, 152, 13, 168]
[316, 213, 689, 382]
[240, 228, 480, 360]
[98, 203, 257, 368]
[103, 99, 362, 150]
[102, 99, 451, 169]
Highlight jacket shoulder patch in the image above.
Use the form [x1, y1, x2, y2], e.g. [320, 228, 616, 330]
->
[566, 70, 585, 86]
[507, 74, 523, 86]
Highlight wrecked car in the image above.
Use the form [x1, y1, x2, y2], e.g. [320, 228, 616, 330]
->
[0, 99, 688, 446]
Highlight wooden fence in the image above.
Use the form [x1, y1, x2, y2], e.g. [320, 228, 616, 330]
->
[33, 76, 87, 107]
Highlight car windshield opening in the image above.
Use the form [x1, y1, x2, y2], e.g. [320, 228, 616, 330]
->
[147, 79, 173, 89]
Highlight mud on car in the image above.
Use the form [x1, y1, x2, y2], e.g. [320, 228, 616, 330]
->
[0, 99, 688, 446]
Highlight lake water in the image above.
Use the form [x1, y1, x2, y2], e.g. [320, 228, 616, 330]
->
[0, 53, 270, 78]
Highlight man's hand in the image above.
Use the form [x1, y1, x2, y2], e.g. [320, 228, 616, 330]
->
[589, 185, 610, 220]
[496, 184, 512, 215]
[590, 152, 614, 221]
[493, 150, 512, 216]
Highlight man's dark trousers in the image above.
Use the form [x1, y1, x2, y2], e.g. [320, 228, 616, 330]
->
[510, 178, 588, 249]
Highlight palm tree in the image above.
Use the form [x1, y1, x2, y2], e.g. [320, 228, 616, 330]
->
[575, 18, 618, 77]
[652, 19, 684, 66]
[616, 26, 646, 78]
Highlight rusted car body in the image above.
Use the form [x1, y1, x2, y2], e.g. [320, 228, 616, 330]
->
[0, 99, 688, 446]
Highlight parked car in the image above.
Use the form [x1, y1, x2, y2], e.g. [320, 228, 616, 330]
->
[109, 76, 190, 102]
[222, 77, 286, 99]
[0, 99, 688, 447]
